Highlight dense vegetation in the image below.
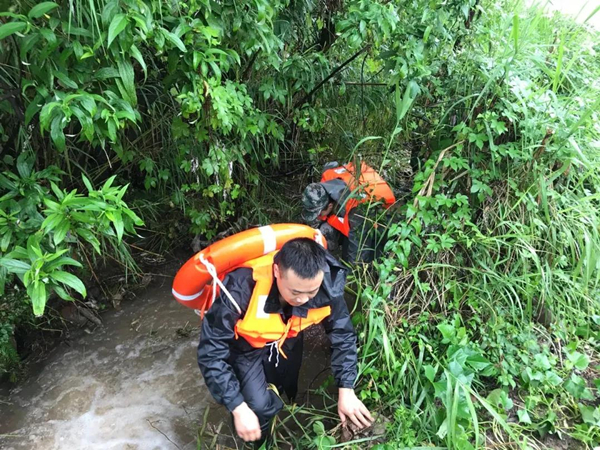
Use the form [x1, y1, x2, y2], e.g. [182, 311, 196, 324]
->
[1, 0, 600, 447]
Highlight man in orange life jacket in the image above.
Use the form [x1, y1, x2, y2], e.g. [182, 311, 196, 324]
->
[197, 238, 372, 445]
[301, 162, 396, 263]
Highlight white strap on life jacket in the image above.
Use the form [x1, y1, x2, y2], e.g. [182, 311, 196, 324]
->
[199, 253, 242, 315]
[266, 341, 281, 367]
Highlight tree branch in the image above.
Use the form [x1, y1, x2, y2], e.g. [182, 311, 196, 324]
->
[294, 45, 371, 108]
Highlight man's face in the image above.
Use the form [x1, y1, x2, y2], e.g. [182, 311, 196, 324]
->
[273, 264, 324, 307]
[319, 202, 334, 218]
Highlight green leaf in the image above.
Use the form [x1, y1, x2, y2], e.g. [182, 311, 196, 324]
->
[0, 22, 27, 40]
[53, 284, 74, 301]
[0, 258, 31, 274]
[130, 44, 147, 80]
[82, 174, 94, 193]
[567, 351, 590, 371]
[112, 210, 124, 242]
[517, 409, 532, 424]
[162, 29, 186, 52]
[0, 230, 12, 252]
[40, 102, 61, 131]
[117, 59, 137, 106]
[107, 14, 128, 48]
[16, 151, 33, 178]
[53, 69, 78, 89]
[46, 256, 82, 272]
[29, 281, 48, 317]
[95, 67, 120, 80]
[50, 115, 66, 152]
[28, 2, 59, 19]
[53, 218, 70, 245]
[50, 271, 86, 297]
[41, 213, 65, 233]
[0, 266, 7, 296]
[76, 228, 101, 254]
[79, 95, 97, 116]
[39, 28, 57, 45]
[70, 105, 94, 141]
[424, 364, 437, 383]
[208, 61, 221, 80]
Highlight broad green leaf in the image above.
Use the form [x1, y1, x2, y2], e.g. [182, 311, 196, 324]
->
[29, 281, 48, 317]
[53, 218, 70, 245]
[102, 175, 117, 191]
[28, 2, 59, 19]
[16, 151, 33, 178]
[53, 284, 74, 301]
[24, 94, 42, 126]
[40, 102, 61, 131]
[423, 364, 437, 383]
[117, 59, 136, 106]
[46, 256, 82, 272]
[112, 210, 124, 242]
[567, 351, 590, 371]
[0, 22, 26, 40]
[130, 44, 147, 80]
[107, 14, 128, 48]
[208, 61, 221, 80]
[95, 67, 120, 80]
[53, 70, 78, 89]
[39, 28, 57, 45]
[50, 271, 86, 297]
[79, 95, 97, 116]
[41, 213, 64, 232]
[70, 105, 94, 141]
[0, 258, 31, 274]
[517, 409, 532, 424]
[162, 29, 186, 52]
[123, 208, 144, 226]
[0, 266, 6, 295]
[50, 115, 66, 152]
[0, 230, 12, 252]
[76, 228, 101, 254]
[82, 174, 94, 193]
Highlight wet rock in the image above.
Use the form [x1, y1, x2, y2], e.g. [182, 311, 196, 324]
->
[59, 304, 88, 327]
[112, 292, 123, 310]
[79, 307, 102, 327]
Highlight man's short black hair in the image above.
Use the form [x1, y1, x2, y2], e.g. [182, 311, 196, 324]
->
[274, 238, 327, 279]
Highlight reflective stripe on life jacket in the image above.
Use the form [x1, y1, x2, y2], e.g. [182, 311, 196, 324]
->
[234, 253, 331, 358]
[320, 162, 395, 237]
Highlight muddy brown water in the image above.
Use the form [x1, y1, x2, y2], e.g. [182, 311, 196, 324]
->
[0, 273, 332, 450]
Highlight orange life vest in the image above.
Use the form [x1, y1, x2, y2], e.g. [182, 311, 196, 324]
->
[320, 162, 395, 237]
[234, 253, 331, 358]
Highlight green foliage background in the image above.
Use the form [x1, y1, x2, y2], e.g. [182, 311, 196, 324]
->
[1, 0, 600, 447]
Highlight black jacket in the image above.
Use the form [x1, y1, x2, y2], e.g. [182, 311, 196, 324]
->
[197, 251, 358, 412]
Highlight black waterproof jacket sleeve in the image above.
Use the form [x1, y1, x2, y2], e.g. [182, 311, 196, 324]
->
[196, 269, 254, 412]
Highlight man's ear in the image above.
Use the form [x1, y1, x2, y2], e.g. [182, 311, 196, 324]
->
[273, 263, 280, 279]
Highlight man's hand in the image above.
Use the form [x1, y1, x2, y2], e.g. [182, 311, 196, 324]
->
[337, 388, 374, 429]
[232, 402, 261, 442]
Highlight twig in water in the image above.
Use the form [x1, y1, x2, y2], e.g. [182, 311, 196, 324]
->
[147, 419, 182, 449]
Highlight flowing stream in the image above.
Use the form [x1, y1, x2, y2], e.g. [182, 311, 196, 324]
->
[0, 268, 332, 450]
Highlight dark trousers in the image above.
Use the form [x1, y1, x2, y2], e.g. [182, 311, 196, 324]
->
[228, 334, 304, 435]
